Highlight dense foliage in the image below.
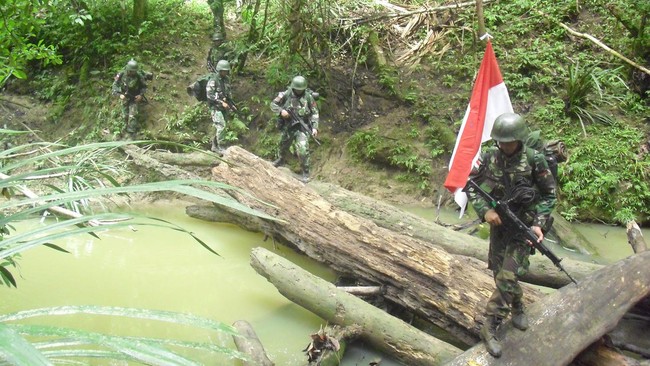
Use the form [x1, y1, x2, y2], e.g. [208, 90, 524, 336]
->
[2, 0, 649, 222]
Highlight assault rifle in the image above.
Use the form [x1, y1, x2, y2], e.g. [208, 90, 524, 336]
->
[287, 108, 321, 146]
[465, 178, 578, 285]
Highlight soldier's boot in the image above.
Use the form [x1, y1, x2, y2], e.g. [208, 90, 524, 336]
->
[272, 157, 284, 167]
[480, 316, 503, 358]
[210, 137, 220, 154]
[511, 301, 529, 331]
[301, 168, 310, 183]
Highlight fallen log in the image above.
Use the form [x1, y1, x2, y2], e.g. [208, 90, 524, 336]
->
[308, 180, 602, 288]
[231, 320, 274, 366]
[209, 147, 544, 345]
[445, 250, 650, 366]
[142, 148, 602, 288]
[250, 247, 463, 365]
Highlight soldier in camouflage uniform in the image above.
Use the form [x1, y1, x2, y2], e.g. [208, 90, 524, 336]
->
[270, 75, 320, 183]
[467, 113, 557, 358]
[206, 33, 236, 73]
[206, 60, 235, 154]
[112, 59, 148, 138]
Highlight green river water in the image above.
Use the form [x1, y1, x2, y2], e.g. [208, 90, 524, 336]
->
[0, 201, 646, 365]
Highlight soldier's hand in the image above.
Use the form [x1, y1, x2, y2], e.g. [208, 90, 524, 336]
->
[119, 94, 126, 100]
[135, 95, 142, 102]
[312, 128, 318, 137]
[221, 100, 229, 109]
[484, 209, 502, 226]
[280, 110, 289, 119]
[529, 225, 544, 244]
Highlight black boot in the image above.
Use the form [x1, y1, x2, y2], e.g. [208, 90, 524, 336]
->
[480, 316, 502, 358]
[512, 301, 529, 330]
[272, 157, 284, 167]
[301, 169, 310, 183]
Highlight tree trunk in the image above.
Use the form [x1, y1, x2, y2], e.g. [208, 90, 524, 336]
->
[132, 0, 148, 28]
[250, 247, 463, 366]
[446, 250, 650, 366]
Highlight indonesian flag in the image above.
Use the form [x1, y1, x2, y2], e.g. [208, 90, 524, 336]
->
[443, 40, 513, 216]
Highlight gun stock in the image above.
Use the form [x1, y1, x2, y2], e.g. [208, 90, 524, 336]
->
[466, 179, 577, 284]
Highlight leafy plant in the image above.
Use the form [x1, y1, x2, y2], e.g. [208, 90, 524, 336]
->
[0, 132, 279, 363]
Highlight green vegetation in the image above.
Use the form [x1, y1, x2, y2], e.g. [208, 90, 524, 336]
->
[0, 133, 277, 363]
[2, 0, 649, 224]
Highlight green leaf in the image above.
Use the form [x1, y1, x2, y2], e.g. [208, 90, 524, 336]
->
[0, 323, 52, 365]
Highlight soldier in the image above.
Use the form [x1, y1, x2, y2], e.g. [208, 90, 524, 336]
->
[112, 59, 149, 138]
[270, 75, 319, 183]
[466, 113, 557, 358]
[206, 33, 236, 73]
[206, 60, 235, 154]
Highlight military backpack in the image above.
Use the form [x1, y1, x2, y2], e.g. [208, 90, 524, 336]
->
[186, 74, 213, 102]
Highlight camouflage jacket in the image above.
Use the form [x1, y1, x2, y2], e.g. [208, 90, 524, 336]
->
[205, 73, 232, 109]
[206, 43, 236, 72]
[270, 89, 319, 130]
[112, 71, 147, 99]
[467, 145, 557, 228]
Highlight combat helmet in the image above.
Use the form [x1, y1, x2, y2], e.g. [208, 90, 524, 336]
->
[491, 113, 527, 142]
[290, 76, 307, 91]
[212, 33, 224, 42]
[125, 59, 138, 72]
[216, 60, 231, 71]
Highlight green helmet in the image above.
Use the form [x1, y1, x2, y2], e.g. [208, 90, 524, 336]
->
[290, 76, 307, 91]
[212, 33, 224, 42]
[491, 113, 527, 142]
[216, 60, 231, 71]
[126, 59, 138, 71]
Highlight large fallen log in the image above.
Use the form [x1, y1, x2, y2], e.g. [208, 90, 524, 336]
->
[209, 146, 543, 345]
[250, 247, 463, 366]
[445, 250, 650, 366]
[308, 180, 601, 287]
[138, 147, 602, 288]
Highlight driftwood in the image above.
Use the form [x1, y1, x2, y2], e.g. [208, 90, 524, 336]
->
[231, 320, 274, 366]
[446, 250, 650, 366]
[250, 247, 463, 366]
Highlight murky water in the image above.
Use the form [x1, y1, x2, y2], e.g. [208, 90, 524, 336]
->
[3, 201, 646, 365]
[0, 202, 404, 365]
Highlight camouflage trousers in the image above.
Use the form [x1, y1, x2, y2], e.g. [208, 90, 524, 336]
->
[210, 108, 227, 147]
[278, 127, 310, 173]
[120, 99, 140, 133]
[485, 227, 531, 319]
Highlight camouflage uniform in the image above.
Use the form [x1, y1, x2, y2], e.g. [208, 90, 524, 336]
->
[205, 67, 233, 152]
[270, 84, 319, 180]
[468, 145, 557, 319]
[206, 0, 226, 40]
[112, 63, 148, 135]
[206, 38, 236, 73]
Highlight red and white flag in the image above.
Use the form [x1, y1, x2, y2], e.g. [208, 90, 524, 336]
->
[443, 40, 513, 216]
